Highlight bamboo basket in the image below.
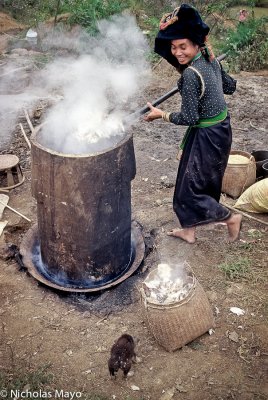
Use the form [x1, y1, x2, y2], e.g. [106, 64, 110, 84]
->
[141, 271, 215, 352]
[222, 150, 256, 199]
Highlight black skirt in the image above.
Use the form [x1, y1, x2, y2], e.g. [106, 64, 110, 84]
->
[173, 115, 232, 228]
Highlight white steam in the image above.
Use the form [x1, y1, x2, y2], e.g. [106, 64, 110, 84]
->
[143, 262, 194, 305]
[0, 14, 150, 154]
[0, 59, 43, 148]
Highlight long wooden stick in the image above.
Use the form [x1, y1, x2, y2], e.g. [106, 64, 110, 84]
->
[152, 57, 163, 71]
[0, 199, 31, 222]
[250, 120, 266, 132]
[222, 203, 268, 226]
[0, 66, 28, 78]
[232, 127, 248, 132]
[19, 123, 31, 149]
[24, 109, 34, 133]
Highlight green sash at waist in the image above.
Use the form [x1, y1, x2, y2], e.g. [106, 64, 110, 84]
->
[180, 108, 228, 150]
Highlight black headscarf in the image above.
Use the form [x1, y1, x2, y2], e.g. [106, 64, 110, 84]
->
[154, 4, 210, 69]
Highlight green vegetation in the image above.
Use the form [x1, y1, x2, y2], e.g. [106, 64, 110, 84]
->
[2, 0, 68, 25]
[238, 241, 254, 251]
[0, 364, 146, 400]
[230, 0, 268, 6]
[0, 364, 54, 398]
[247, 228, 263, 238]
[1, 0, 268, 71]
[218, 257, 251, 280]
[68, 0, 129, 33]
[230, 5, 268, 18]
[219, 15, 268, 72]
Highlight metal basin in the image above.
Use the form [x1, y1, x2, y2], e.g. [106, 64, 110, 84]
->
[262, 161, 268, 178]
[251, 150, 268, 178]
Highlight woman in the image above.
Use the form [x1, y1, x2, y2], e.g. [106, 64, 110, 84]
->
[145, 4, 242, 244]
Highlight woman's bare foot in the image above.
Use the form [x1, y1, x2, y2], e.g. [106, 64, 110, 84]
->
[167, 227, 196, 244]
[225, 213, 242, 242]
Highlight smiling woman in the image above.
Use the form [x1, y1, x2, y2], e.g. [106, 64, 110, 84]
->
[144, 3, 242, 244]
[170, 38, 199, 65]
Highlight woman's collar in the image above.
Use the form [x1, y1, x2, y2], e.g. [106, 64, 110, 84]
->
[189, 51, 201, 64]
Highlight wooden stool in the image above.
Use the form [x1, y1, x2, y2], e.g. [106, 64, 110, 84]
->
[0, 154, 25, 190]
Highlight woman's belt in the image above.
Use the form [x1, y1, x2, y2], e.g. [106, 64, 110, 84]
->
[180, 108, 228, 150]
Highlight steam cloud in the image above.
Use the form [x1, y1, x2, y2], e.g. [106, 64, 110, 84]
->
[0, 14, 150, 154]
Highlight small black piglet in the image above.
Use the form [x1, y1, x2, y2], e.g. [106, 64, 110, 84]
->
[108, 334, 136, 378]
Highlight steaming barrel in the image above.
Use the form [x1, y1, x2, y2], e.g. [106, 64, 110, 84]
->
[31, 128, 136, 288]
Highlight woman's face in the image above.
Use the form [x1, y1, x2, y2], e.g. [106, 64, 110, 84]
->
[171, 39, 199, 65]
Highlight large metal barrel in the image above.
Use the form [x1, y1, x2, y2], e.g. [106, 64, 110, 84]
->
[31, 128, 136, 289]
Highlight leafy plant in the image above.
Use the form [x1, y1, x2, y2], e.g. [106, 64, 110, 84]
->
[247, 228, 263, 238]
[68, 0, 130, 33]
[238, 242, 253, 251]
[218, 257, 251, 280]
[0, 363, 54, 393]
[219, 15, 268, 71]
[2, 0, 268, 72]
[0, 365, 123, 400]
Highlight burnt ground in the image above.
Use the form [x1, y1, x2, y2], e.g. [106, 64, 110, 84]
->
[0, 19, 268, 400]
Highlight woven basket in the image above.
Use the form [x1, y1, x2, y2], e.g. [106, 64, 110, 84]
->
[222, 150, 256, 199]
[141, 273, 215, 352]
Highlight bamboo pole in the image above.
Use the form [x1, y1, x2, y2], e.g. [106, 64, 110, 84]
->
[0, 199, 31, 222]
[222, 203, 268, 226]
[250, 120, 266, 132]
[0, 66, 28, 78]
[23, 109, 34, 134]
[19, 123, 31, 149]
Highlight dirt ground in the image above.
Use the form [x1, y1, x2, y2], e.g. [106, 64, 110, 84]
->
[0, 16, 268, 400]
[0, 12, 24, 52]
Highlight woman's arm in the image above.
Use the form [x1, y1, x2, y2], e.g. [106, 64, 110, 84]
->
[144, 68, 201, 126]
[169, 68, 200, 126]
[220, 64, 237, 95]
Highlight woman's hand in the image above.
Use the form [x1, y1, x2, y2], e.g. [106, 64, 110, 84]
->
[144, 102, 163, 122]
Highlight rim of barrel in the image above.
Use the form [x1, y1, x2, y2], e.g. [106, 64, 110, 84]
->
[20, 221, 145, 292]
[30, 124, 133, 158]
[251, 150, 268, 162]
[262, 161, 268, 171]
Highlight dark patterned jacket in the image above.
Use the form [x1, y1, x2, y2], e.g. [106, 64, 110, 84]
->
[169, 55, 236, 126]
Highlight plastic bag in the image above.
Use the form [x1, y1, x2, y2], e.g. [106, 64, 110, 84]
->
[234, 178, 268, 213]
